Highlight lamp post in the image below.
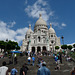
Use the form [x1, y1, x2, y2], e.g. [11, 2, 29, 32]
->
[61, 36, 65, 53]
[61, 36, 64, 45]
[5, 39, 8, 52]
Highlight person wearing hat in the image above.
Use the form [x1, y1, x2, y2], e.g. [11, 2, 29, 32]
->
[37, 61, 50, 75]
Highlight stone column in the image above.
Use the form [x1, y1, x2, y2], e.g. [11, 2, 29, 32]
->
[41, 36, 43, 43]
[47, 44, 50, 51]
[37, 36, 38, 43]
[35, 46, 37, 53]
[29, 46, 31, 52]
[41, 46, 42, 52]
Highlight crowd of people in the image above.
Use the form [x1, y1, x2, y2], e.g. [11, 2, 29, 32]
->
[0, 51, 75, 75]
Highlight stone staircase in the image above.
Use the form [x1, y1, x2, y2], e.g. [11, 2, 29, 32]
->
[0, 55, 75, 75]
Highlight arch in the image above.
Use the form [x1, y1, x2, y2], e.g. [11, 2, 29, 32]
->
[51, 40, 54, 44]
[42, 46, 46, 51]
[37, 46, 41, 52]
[32, 47, 35, 53]
[42, 46, 47, 56]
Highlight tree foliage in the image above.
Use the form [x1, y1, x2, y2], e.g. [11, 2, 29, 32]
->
[0, 41, 5, 49]
[0, 40, 20, 52]
[61, 45, 67, 49]
[67, 45, 72, 50]
[55, 46, 59, 49]
[73, 44, 75, 48]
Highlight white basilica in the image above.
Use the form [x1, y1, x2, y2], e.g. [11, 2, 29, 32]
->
[20, 14, 61, 53]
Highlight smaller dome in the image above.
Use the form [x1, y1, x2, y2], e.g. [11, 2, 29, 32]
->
[26, 24, 33, 34]
[49, 24, 55, 33]
[35, 14, 47, 26]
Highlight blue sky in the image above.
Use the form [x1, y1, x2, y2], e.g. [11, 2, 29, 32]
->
[0, 0, 75, 46]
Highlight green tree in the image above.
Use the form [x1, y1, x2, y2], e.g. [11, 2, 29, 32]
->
[55, 46, 59, 50]
[16, 46, 20, 50]
[61, 45, 67, 49]
[67, 45, 72, 50]
[0, 40, 20, 52]
[0, 41, 5, 50]
[73, 44, 75, 48]
[7, 40, 19, 50]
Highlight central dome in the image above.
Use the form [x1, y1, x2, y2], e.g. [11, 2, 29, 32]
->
[35, 14, 47, 26]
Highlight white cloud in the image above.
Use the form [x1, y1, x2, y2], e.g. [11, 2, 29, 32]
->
[16, 27, 28, 35]
[15, 27, 28, 43]
[51, 22, 59, 26]
[8, 21, 16, 28]
[0, 20, 7, 27]
[50, 22, 67, 29]
[67, 43, 75, 46]
[0, 20, 28, 44]
[50, 22, 62, 29]
[24, 0, 67, 29]
[61, 23, 66, 27]
[25, 0, 54, 22]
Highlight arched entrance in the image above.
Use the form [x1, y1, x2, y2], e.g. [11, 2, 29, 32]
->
[32, 47, 35, 53]
[37, 46, 41, 53]
[42, 46, 46, 51]
[42, 46, 47, 55]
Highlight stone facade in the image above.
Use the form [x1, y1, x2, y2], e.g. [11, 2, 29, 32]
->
[20, 14, 61, 53]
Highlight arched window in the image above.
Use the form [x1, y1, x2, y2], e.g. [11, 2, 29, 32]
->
[28, 36, 30, 38]
[51, 35, 53, 37]
[34, 40, 35, 44]
[51, 40, 54, 44]
[38, 36, 40, 42]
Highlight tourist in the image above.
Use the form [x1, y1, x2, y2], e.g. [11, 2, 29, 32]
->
[67, 56, 72, 62]
[28, 51, 30, 56]
[59, 53, 62, 64]
[54, 55, 57, 64]
[27, 56, 31, 65]
[14, 57, 17, 64]
[71, 67, 75, 75]
[11, 67, 18, 75]
[32, 56, 35, 66]
[55, 63, 60, 70]
[20, 63, 29, 75]
[8, 68, 11, 75]
[39, 60, 44, 68]
[37, 61, 50, 75]
[14, 54, 17, 57]
[37, 56, 42, 65]
[57, 54, 60, 64]
[0, 61, 9, 75]
[8, 55, 12, 65]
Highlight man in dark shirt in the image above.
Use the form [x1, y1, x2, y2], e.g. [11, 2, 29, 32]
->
[20, 63, 29, 75]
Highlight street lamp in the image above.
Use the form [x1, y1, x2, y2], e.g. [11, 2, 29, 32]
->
[61, 36, 64, 45]
[5, 39, 8, 52]
[6, 39, 8, 42]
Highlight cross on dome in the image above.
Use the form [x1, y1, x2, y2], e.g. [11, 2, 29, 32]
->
[29, 24, 31, 29]
[50, 23, 52, 28]
[39, 13, 42, 18]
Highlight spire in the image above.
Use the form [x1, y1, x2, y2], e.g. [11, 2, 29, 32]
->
[50, 23, 52, 28]
[39, 13, 42, 18]
[29, 24, 31, 29]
